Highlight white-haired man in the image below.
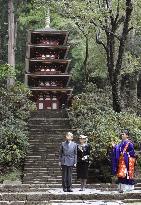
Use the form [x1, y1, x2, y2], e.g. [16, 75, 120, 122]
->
[59, 132, 77, 192]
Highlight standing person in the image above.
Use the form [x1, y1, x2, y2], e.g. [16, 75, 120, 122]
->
[59, 132, 77, 192]
[77, 135, 90, 191]
[112, 129, 137, 193]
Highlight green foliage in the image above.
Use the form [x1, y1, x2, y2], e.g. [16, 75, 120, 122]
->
[0, 168, 22, 183]
[18, 0, 47, 29]
[122, 51, 140, 75]
[0, 64, 15, 83]
[69, 83, 141, 159]
[0, 64, 36, 168]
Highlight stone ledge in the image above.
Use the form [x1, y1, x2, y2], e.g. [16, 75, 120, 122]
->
[0, 189, 141, 201]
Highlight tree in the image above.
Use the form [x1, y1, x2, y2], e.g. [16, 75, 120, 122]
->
[93, 0, 134, 113]
[8, 0, 16, 86]
[0, 30, 2, 63]
[53, 0, 136, 112]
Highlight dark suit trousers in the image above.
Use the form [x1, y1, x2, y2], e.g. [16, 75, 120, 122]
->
[62, 165, 73, 189]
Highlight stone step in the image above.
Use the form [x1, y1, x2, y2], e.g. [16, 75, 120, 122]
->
[1, 183, 141, 192]
[28, 143, 60, 146]
[28, 136, 64, 140]
[29, 117, 70, 120]
[23, 162, 63, 166]
[24, 156, 59, 162]
[23, 172, 76, 178]
[26, 150, 58, 153]
[27, 147, 60, 151]
[0, 201, 140, 205]
[30, 110, 69, 118]
[28, 124, 70, 128]
[28, 134, 66, 138]
[29, 129, 74, 132]
[26, 153, 59, 156]
[27, 145, 60, 150]
[24, 163, 60, 167]
[29, 118, 69, 123]
[29, 121, 70, 125]
[26, 151, 59, 155]
[23, 167, 62, 171]
[28, 129, 75, 134]
[29, 119, 70, 124]
[23, 176, 63, 180]
[26, 150, 59, 153]
[0, 183, 124, 190]
[23, 174, 76, 178]
[27, 138, 66, 141]
[1, 188, 141, 202]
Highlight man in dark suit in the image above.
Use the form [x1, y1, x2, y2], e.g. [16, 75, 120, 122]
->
[59, 132, 77, 192]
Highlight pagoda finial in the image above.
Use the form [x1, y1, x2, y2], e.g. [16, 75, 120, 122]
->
[45, 8, 50, 28]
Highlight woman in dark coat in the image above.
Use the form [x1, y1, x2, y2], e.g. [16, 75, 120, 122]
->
[77, 135, 90, 191]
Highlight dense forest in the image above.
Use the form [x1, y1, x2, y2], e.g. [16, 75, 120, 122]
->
[1, 0, 141, 180]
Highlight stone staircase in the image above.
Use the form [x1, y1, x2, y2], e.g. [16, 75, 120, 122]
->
[0, 183, 141, 204]
[23, 110, 77, 184]
[16, 110, 141, 205]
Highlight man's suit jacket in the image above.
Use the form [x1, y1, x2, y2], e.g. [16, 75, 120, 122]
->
[59, 141, 77, 167]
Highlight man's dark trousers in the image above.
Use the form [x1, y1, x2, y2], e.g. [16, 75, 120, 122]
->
[62, 165, 73, 190]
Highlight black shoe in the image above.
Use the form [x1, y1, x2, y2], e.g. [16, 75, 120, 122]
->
[67, 189, 73, 192]
[63, 188, 67, 192]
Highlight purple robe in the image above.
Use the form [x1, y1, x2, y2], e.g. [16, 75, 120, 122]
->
[112, 139, 136, 185]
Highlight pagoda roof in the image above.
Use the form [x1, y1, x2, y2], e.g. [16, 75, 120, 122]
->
[29, 27, 68, 34]
[26, 59, 71, 63]
[30, 87, 73, 95]
[30, 87, 73, 90]
[28, 44, 70, 49]
[26, 74, 71, 77]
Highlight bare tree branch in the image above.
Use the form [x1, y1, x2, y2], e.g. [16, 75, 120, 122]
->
[128, 26, 134, 33]
[115, 0, 133, 74]
[114, 0, 120, 24]
[96, 31, 108, 52]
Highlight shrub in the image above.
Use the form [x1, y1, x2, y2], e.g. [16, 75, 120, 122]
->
[0, 168, 22, 183]
[0, 64, 36, 170]
[69, 83, 141, 159]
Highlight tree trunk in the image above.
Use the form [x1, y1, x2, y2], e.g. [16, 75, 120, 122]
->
[84, 36, 89, 82]
[106, 31, 122, 112]
[121, 73, 138, 110]
[0, 29, 2, 64]
[7, 0, 15, 86]
[111, 74, 121, 113]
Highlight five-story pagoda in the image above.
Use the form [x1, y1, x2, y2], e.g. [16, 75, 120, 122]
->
[25, 25, 73, 110]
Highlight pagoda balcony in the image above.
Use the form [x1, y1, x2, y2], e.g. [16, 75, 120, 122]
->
[26, 45, 70, 60]
[30, 87, 73, 97]
[28, 30, 69, 46]
[25, 74, 71, 88]
[25, 59, 71, 74]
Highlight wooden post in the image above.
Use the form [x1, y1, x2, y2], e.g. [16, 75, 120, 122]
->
[7, 0, 15, 86]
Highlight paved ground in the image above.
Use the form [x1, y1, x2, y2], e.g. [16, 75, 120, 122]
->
[51, 201, 124, 205]
[51, 202, 141, 205]
[48, 187, 141, 194]
[49, 188, 141, 205]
